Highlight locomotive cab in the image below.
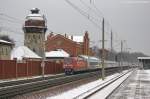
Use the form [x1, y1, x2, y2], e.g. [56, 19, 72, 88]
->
[63, 57, 87, 75]
[64, 57, 74, 74]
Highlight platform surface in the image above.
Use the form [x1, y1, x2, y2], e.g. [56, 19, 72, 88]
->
[108, 70, 150, 99]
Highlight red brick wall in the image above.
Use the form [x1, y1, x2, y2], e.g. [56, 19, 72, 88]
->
[45, 61, 63, 74]
[0, 60, 64, 80]
[0, 60, 16, 79]
[17, 63, 27, 77]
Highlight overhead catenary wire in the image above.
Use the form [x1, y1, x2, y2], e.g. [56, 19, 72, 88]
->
[0, 13, 23, 22]
[65, 0, 102, 29]
[65, 0, 119, 52]
[80, 0, 103, 18]
[0, 17, 22, 25]
[0, 26, 24, 36]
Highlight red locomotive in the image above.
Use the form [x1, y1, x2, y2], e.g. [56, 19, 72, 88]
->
[63, 57, 87, 74]
[63, 55, 100, 74]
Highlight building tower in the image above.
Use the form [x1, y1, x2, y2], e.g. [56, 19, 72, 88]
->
[83, 31, 89, 55]
[23, 8, 47, 57]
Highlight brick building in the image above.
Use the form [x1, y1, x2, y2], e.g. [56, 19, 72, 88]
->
[45, 31, 92, 57]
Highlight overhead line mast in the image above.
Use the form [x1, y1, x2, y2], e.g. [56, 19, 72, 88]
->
[111, 30, 113, 52]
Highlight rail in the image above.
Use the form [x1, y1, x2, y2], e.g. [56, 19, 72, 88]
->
[73, 69, 134, 99]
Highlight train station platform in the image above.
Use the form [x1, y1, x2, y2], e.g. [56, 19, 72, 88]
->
[108, 69, 150, 99]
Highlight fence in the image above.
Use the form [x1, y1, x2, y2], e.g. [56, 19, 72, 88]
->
[0, 60, 64, 79]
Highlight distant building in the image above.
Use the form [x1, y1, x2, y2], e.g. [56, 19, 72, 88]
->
[138, 57, 150, 69]
[23, 8, 47, 57]
[0, 39, 14, 60]
[45, 31, 92, 57]
[99, 49, 109, 59]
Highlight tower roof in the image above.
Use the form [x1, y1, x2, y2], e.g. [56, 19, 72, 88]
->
[26, 13, 43, 20]
[26, 8, 44, 21]
[23, 8, 47, 33]
[31, 8, 39, 14]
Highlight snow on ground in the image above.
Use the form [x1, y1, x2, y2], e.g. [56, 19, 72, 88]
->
[88, 71, 132, 99]
[47, 70, 130, 99]
[108, 69, 150, 99]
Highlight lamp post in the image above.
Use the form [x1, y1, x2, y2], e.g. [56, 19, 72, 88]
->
[41, 40, 45, 78]
[126, 48, 131, 67]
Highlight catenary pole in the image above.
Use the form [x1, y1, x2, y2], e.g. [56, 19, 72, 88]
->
[102, 18, 105, 80]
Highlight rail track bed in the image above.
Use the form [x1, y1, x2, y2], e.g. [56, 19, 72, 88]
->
[0, 73, 65, 88]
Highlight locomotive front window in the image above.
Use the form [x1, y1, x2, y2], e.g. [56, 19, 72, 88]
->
[64, 58, 72, 64]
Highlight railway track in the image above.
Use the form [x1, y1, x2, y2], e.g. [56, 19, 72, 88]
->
[73, 69, 134, 99]
[0, 73, 65, 88]
[0, 66, 131, 98]
[0, 71, 100, 98]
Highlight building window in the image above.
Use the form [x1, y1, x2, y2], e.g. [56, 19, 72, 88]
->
[34, 39, 37, 43]
[2, 48, 3, 55]
[33, 34, 36, 39]
[28, 35, 30, 40]
[5, 48, 7, 55]
[39, 35, 41, 39]
[0, 48, 2, 55]
[33, 48, 36, 52]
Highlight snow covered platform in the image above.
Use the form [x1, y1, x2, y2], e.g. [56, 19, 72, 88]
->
[108, 70, 150, 99]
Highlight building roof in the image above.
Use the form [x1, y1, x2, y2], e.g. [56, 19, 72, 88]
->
[0, 39, 12, 44]
[45, 49, 69, 58]
[138, 57, 150, 60]
[26, 8, 44, 20]
[11, 46, 41, 60]
[26, 14, 44, 20]
[68, 36, 84, 43]
[79, 55, 100, 61]
[47, 33, 84, 43]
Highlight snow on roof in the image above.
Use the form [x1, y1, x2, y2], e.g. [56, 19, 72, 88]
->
[138, 57, 150, 60]
[0, 39, 12, 44]
[79, 55, 100, 61]
[26, 14, 43, 20]
[11, 46, 41, 60]
[46, 49, 69, 58]
[68, 36, 83, 43]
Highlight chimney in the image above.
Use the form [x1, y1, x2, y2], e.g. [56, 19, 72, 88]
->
[65, 33, 67, 38]
[47, 32, 53, 40]
[84, 31, 89, 38]
[71, 35, 73, 40]
[49, 32, 53, 37]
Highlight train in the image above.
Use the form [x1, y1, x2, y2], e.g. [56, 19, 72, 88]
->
[63, 55, 131, 75]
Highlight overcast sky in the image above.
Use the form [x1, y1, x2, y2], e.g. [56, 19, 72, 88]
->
[0, 0, 150, 55]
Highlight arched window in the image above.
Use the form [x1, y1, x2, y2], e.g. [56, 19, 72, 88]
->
[33, 48, 36, 52]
